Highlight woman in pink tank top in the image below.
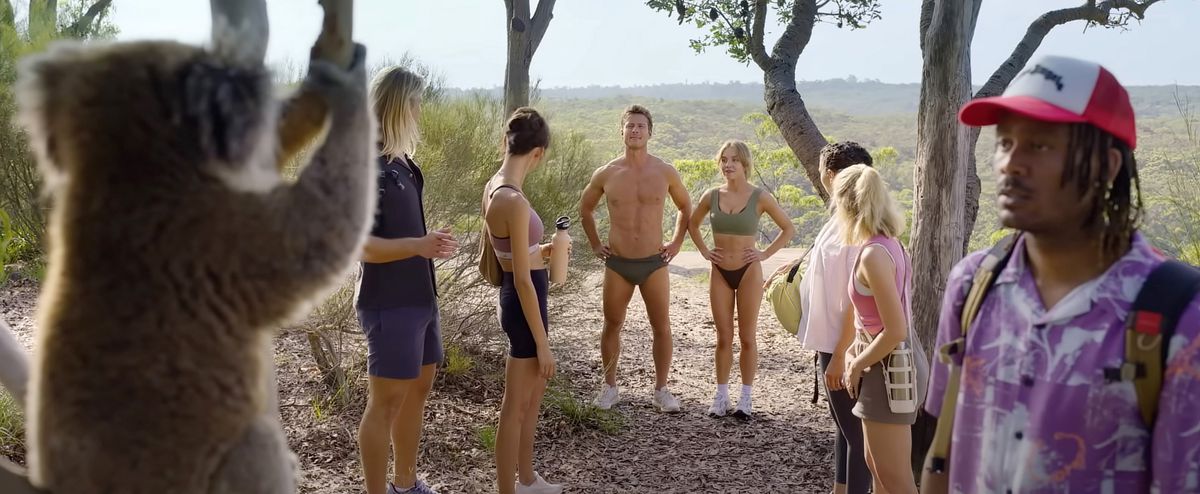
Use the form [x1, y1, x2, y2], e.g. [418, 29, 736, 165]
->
[832, 164, 929, 494]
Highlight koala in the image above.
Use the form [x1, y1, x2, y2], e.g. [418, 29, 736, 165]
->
[3, 33, 377, 493]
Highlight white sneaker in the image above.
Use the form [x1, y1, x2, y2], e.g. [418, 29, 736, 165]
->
[593, 384, 620, 410]
[708, 393, 732, 417]
[733, 394, 752, 419]
[515, 471, 563, 494]
[653, 387, 681, 413]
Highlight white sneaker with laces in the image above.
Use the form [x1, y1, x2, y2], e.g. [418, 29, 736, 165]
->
[593, 384, 620, 410]
[515, 471, 563, 494]
[653, 387, 681, 413]
[708, 393, 732, 417]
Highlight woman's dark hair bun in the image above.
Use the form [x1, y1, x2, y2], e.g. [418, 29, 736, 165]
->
[505, 107, 550, 155]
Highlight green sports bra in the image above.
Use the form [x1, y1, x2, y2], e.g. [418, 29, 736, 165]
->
[709, 187, 761, 236]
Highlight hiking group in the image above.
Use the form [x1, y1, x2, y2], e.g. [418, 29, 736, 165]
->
[354, 54, 1200, 494]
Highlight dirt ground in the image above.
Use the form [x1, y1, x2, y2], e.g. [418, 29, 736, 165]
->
[1, 248, 838, 493]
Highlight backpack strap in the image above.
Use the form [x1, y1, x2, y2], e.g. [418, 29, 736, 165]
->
[926, 233, 1019, 474]
[1105, 259, 1200, 427]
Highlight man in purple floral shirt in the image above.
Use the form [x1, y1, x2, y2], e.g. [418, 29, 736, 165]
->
[923, 54, 1200, 493]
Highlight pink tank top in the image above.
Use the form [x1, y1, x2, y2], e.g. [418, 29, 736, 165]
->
[847, 235, 910, 336]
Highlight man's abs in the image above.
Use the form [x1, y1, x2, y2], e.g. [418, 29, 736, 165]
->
[604, 168, 669, 258]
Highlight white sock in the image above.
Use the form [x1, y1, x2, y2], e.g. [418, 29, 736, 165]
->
[741, 384, 753, 400]
[717, 384, 729, 398]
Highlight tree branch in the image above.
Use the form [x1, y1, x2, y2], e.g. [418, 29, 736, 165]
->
[310, 0, 354, 66]
[510, 0, 530, 23]
[62, 0, 112, 36]
[919, 0, 933, 53]
[209, 0, 269, 65]
[1105, 0, 1162, 18]
[749, 0, 772, 70]
[528, 0, 556, 53]
[771, 0, 817, 63]
[974, 0, 1162, 99]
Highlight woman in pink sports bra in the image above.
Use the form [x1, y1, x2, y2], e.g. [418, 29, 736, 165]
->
[482, 108, 564, 494]
[833, 164, 928, 494]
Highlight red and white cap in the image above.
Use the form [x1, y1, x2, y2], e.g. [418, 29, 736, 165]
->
[959, 55, 1137, 149]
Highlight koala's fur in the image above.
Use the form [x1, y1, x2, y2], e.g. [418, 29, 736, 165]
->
[4, 37, 377, 493]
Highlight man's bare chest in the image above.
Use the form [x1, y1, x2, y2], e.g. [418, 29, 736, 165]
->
[605, 170, 666, 207]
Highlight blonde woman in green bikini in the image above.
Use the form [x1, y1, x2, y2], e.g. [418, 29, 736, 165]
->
[688, 140, 795, 418]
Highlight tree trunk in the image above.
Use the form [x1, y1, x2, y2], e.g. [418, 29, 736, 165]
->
[910, 0, 982, 478]
[764, 63, 829, 200]
[912, 0, 979, 361]
[963, 127, 983, 253]
[61, 0, 112, 38]
[28, 0, 55, 40]
[504, 29, 531, 115]
[503, 0, 555, 116]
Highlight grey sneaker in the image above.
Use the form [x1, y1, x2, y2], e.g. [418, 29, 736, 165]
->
[390, 479, 438, 494]
[653, 387, 681, 413]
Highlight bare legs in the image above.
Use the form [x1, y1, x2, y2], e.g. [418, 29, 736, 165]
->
[496, 357, 548, 494]
[358, 363, 436, 494]
[599, 267, 674, 391]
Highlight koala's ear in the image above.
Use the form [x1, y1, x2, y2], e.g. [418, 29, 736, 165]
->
[14, 40, 91, 186]
[178, 60, 274, 165]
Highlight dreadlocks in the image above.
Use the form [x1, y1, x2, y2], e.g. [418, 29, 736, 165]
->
[1062, 123, 1143, 264]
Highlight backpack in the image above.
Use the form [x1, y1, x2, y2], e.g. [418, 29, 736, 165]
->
[766, 247, 811, 336]
[925, 233, 1200, 475]
[478, 185, 520, 288]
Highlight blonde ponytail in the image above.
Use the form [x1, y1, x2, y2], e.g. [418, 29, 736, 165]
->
[834, 164, 905, 245]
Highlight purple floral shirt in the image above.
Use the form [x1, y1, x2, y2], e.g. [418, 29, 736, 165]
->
[926, 233, 1200, 493]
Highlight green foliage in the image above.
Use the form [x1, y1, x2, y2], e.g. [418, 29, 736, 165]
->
[0, 389, 22, 462]
[1140, 92, 1200, 264]
[443, 343, 475, 377]
[475, 424, 497, 452]
[542, 383, 624, 435]
[0, 1, 117, 272]
[643, 0, 881, 63]
[0, 209, 13, 281]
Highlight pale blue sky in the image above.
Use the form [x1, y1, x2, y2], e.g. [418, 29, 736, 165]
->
[101, 0, 1199, 88]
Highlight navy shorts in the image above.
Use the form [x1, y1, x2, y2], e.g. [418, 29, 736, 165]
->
[498, 269, 549, 359]
[357, 305, 443, 379]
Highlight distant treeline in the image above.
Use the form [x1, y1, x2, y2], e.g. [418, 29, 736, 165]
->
[445, 80, 1200, 118]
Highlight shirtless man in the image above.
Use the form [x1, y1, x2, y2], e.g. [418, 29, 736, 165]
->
[580, 105, 692, 413]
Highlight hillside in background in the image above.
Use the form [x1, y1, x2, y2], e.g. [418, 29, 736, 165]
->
[446, 80, 1198, 256]
[447, 79, 1200, 118]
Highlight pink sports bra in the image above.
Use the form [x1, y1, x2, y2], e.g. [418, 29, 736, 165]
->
[847, 235, 910, 336]
[488, 184, 543, 260]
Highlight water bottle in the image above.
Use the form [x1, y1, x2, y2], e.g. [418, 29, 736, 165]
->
[550, 215, 571, 283]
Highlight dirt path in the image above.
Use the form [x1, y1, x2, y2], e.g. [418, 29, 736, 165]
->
[535, 267, 835, 493]
[1, 258, 838, 493]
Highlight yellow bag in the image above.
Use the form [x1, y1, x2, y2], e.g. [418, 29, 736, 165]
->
[766, 249, 810, 335]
